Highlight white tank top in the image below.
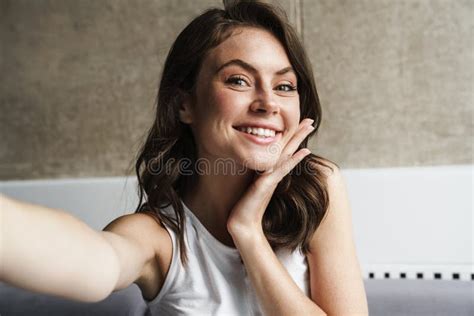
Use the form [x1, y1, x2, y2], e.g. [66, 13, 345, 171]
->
[145, 200, 310, 316]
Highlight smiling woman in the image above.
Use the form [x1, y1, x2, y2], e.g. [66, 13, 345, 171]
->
[178, 27, 300, 171]
[0, 0, 368, 315]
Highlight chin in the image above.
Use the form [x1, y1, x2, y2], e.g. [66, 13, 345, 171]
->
[240, 154, 279, 172]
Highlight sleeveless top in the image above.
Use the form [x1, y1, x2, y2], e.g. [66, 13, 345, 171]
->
[145, 200, 310, 316]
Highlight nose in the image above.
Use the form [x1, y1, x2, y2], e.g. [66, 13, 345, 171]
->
[250, 87, 280, 115]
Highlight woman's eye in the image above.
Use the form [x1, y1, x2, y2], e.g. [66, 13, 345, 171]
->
[226, 76, 249, 87]
[276, 84, 297, 92]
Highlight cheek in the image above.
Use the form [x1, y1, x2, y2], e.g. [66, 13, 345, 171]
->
[212, 89, 249, 118]
[193, 90, 245, 140]
[286, 100, 301, 127]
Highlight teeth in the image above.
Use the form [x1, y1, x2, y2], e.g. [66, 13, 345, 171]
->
[238, 126, 277, 138]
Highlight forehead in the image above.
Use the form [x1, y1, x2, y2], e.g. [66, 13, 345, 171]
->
[203, 27, 292, 74]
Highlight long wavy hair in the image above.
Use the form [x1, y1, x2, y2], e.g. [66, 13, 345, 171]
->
[134, 0, 337, 266]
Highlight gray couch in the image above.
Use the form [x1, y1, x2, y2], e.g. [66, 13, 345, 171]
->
[1, 279, 472, 316]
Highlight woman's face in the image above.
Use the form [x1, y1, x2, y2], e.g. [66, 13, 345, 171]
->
[180, 27, 301, 172]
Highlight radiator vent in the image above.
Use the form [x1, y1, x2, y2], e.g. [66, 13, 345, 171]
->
[363, 264, 472, 281]
[366, 272, 472, 281]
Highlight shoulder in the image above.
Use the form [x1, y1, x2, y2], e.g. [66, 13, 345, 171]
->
[103, 212, 172, 264]
[321, 160, 344, 189]
[104, 212, 169, 240]
[297, 157, 347, 251]
[310, 156, 342, 185]
[103, 211, 173, 295]
[307, 158, 351, 249]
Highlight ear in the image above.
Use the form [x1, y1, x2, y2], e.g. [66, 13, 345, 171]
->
[178, 93, 194, 124]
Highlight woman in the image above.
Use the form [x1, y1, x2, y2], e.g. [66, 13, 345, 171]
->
[0, 1, 368, 315]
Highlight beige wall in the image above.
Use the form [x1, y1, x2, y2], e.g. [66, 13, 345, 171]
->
[0, 0, 471, 180]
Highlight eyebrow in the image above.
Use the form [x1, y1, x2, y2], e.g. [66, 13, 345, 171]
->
[215, 59, 295, 76]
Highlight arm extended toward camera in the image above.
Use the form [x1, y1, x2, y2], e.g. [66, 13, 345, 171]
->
[0, 194, 121, 302]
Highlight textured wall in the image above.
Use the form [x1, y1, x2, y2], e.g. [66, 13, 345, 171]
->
[0, 0, 471, 180]
[304, 0, 473, 168]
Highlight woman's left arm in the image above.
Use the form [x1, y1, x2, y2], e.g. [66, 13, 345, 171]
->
[227, 119, 368, 315]
[227, 119, 325, 315]
[229, 212, 326, 315]
[230, 168, 369, 315]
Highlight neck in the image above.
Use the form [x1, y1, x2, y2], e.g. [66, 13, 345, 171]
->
[182, 166, 255, 247]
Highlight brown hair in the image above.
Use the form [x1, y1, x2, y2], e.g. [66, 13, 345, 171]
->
[134, 0, 337, 265]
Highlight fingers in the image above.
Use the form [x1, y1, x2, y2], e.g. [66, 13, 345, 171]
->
[256, 118, 314, 187]
[258, 147, 311, 188]
[279, 118, 314, 162]
[277, 147, 311, 177]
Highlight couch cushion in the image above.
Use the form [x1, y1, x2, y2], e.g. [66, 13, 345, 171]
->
[365, 279, 473, 315]
[0, 282, 147, 316]
[1, 280, 472, 315]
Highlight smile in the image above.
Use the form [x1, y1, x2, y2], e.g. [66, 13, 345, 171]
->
[233, 126, 282, 145]
[237, 126, 277, 137]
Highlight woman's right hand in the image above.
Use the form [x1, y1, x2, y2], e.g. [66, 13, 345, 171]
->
[0, 195, 120, 302]
[0, 194, 167, 303]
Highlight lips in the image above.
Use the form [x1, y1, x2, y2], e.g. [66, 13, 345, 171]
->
[232, 122, 283, 133]
[235, 126, 277, 137]
[233, 126, 282, 145]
